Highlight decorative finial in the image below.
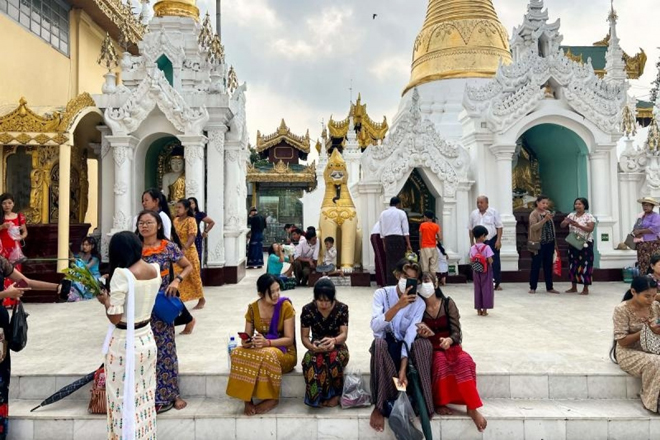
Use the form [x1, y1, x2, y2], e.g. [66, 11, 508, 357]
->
[648, 117, 660, 151]
[118, 20, 135, 51]
[97, 33, 119, 72]
[207, 33, 225, 65]
[227, 65, 238, 93]
[199, 12, 214, 49]
[620, 105, 637, 138]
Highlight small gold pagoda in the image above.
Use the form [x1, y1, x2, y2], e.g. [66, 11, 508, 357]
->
[153, 0, 200, 21]
[404, 0, 512, 94]
[327, 94, 388, 153]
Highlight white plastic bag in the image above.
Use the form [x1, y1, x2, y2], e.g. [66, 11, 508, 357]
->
[8, 243, 26, 265]
[388, 391, 423, 440]
[437, 253, 448, 273]
[340, 370, 371, 408]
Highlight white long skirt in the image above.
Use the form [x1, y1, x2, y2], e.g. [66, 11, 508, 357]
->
[105, 325, 157, 440]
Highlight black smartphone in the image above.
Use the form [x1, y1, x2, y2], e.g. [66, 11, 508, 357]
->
[59, 279, 72, 301]
[405, 278, 418, 296]
[16, 279, 28, 289]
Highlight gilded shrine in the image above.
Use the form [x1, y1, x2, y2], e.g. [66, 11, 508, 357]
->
[326, 94, 388, 153]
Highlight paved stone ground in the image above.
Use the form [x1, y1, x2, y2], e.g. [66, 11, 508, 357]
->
[14, 268, 628, 377]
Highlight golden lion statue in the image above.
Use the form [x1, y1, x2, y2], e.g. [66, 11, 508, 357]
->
[319, 149, 360, 273]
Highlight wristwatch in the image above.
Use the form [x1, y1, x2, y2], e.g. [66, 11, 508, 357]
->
[175, 275, 184, 282]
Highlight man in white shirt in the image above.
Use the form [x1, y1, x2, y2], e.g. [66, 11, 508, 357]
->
[292, 229, 319, 286]
[468, 195, 503, 290]
[378, 197, 411, 285]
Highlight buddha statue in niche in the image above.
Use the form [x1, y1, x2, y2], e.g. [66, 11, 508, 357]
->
[162, 155, 186, 202]
[512, 142, 542, 210]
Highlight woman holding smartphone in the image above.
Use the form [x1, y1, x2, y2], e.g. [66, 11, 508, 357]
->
[416, 272, 487, 432]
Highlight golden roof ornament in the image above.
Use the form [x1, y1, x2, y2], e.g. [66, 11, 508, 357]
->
[153, 0, 199, 21]
[328, 93, 388, 149]
[227, 66, 238, 93]
[404, 0, 512, 94]
[98, 33, 119, 72]
[648, 117, 660, 151]
[207, 34, 225, 65]
[256, 119, 311, 154]
[620, 105, 637, 138]
[198, 12, 214, 49]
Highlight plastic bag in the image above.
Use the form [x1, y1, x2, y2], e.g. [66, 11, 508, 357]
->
[388, 392, 423, 440]
[7, 242, 26, 265]
[437, 253, 448, 274]
[553, 248, 561, 277]
[340, 370, 371, 408]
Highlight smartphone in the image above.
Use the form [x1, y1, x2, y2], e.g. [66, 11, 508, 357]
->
[15, 279, 28, 289]
[238, 332, 252, 341]
[59, 279, 72, 301]
[313, 340, 321, 347]
[405, 278, 418, 296]
[415, 322, 435, 336]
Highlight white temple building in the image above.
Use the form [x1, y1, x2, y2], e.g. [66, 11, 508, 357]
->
[94, 0, 249, 283]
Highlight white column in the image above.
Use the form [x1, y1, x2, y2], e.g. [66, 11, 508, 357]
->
[180, 134, 208, 209]
[106, 135, 138, 233]
[618, 172, 645, 238]
[490, 145, 518, 270]
[224, 141, 243, 267]
[206, 127, 226, 267]
[57, 141, 72, 272]
[455, 181, 473, 262]
[357, 182, 382, 272]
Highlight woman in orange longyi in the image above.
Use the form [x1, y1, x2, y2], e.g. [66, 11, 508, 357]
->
[173, 199, 205, 309]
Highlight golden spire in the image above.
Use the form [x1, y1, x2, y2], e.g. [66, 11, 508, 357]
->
[404, 0, 512, 94]
[153, 0, 199, 21]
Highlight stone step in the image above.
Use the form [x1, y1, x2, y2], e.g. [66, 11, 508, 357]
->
[12, 371, 641, 402]
[8, 397, 660, 440]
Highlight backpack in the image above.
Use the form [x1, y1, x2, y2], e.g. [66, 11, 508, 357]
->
[470, 244, 488, 273]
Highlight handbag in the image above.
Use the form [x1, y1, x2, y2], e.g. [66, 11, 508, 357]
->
[88, 366, 107, 414]
[640, 324, 660, 355]
[566, 232, 587, 250]
[624, 234, 637, 251]
[527, 241, 541, 252]
[9, 300, 28, 352]
[153, 292, 184, 324]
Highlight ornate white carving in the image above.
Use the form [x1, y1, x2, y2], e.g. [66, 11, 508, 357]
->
[184, 144, 205, 162]
[465, 1, 626, 135]
[361, 89, 469, 198]
[227, 83, 248, 142]
[211, 239, 225, 262]
[141, 30, 186, 67]
[112, 145, 129, 166]
[101, 134, 110, 159]
[209, 129, 225, 154]
[113, 210, 128, 230]
[113, 181, 128, 195]
[186, 179, 200, 197]
[104, 69, 209, 135]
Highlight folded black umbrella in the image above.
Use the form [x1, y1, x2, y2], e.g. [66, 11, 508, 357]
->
[30, 364, 102, 412]
[405, 342, 433, 440]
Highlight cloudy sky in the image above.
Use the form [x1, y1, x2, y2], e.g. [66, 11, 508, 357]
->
[196, 0, 658, 149]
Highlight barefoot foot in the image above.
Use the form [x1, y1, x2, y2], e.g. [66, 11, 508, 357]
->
[244, 401, 257, 416]
[174, 397, 187, 410]
[565, 288, 578, 293]
[467, 408, 487, 432]
[547, 289, 560, 294]
[255, 399, 279, 414]
[435, 405, 453, 415]
[180, 317, 196, 335]
[370, 407, 385, 432]
[528, 290, 536, 294]
[580, 289, 589, 295]
[325, 396, 340, 407]
[193, 298, 206, 310]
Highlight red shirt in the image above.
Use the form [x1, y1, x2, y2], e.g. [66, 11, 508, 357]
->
[419, 222, 440, 249]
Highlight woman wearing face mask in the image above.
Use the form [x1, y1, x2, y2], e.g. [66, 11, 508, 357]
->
[416, 272, 487, 432]
[368, 259, 433, 433]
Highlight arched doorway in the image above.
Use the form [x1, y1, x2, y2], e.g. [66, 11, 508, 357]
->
[513, 123, 590, 269]
[397, 168, 437, 254]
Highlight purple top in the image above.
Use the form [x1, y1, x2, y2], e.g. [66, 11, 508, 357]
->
[470, 243, 494, 259]
[638, 212, 660, 242]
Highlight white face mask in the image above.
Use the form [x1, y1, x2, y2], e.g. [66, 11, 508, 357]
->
[397, 278, 408, 294]
[419, 282, 435, 299]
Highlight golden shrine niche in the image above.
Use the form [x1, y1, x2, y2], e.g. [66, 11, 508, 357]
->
[397, 169, 433, 223]
[156, 140, 186, 202]
[0, 96, 97, 225]
[327, 94, 388, 152]
[512, 142, 542, 211]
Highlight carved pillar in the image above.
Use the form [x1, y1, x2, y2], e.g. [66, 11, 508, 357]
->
[455, 181, 473, 261]
[180, 134, 208, 209]
[491, 145, 519, 270]
[57, 141, 72, 272]
[98, 127, 114, 261]
[356, 182, 382, 272]
[106, 135, 138, 233]
[206, 127, 226, 267]
[224, 141, 243, 267]
[590, 148, 619, 266]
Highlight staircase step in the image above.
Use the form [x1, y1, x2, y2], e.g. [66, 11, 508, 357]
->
[12, 371, 640, 402]
[9, 397, 659, 440]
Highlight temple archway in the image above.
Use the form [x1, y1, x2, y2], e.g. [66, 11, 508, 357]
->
[513, 123, 591, 269]
[396, 168, 438, 253]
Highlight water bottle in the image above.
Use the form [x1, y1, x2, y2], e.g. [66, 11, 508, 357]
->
[227, 336, 237, 369]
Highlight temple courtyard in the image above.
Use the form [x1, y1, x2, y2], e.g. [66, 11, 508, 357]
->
[7, 272, 659, 440]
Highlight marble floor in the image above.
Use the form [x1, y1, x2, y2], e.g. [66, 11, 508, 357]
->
[14, 268, 628, 377]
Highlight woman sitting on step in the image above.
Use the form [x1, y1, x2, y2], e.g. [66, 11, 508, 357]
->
[416, 272, 487, 432]
[611, 276, 660, 413]
[300, 277, 349, 407]
[226, 274, 297, 415]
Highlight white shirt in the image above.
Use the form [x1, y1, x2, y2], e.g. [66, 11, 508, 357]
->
[379, 207, 409, 237]
[294, 236, 319, 261]
[323, 247, 337, 265]
[108, 264, 161, 322]
[371, 286, 426, 358]
[371, 221, 381, 235]
[133, 211, 172, 239]
[468, 207, 503, 241]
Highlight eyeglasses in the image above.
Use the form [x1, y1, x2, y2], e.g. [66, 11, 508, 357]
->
[138, 222, 156, 227]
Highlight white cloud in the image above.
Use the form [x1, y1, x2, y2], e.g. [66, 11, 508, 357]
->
[369, 55, 410, 83]
[197, 0, 281, 30]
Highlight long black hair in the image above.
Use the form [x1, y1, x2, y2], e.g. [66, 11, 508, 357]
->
[176, 198, 195, 218]
[142, 188, 181, 246]
[188, 197, 201, 215]
[135, 210, 168, 242]
[610, 276, 658, 363]
[0, 193, 15, 224]
[81, 236, 101, 262]
[108, 231, 143, 284]
[257, 273, 280, 299]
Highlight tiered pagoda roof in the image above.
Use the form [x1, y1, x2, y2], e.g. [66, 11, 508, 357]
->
[327, 94, 388, 151]
[256, 119, 311, 157]
[561, 33, 646, 80]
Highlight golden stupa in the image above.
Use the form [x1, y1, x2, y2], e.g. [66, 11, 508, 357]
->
[404, 0, 512, 94]
[153, 0, 199, 21]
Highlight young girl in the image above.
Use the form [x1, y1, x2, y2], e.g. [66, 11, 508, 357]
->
[470, 226, 494, 316]
[173, 199, 205, 310]
[0, 193, 27, 306]
[68, 237, 102, 302]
